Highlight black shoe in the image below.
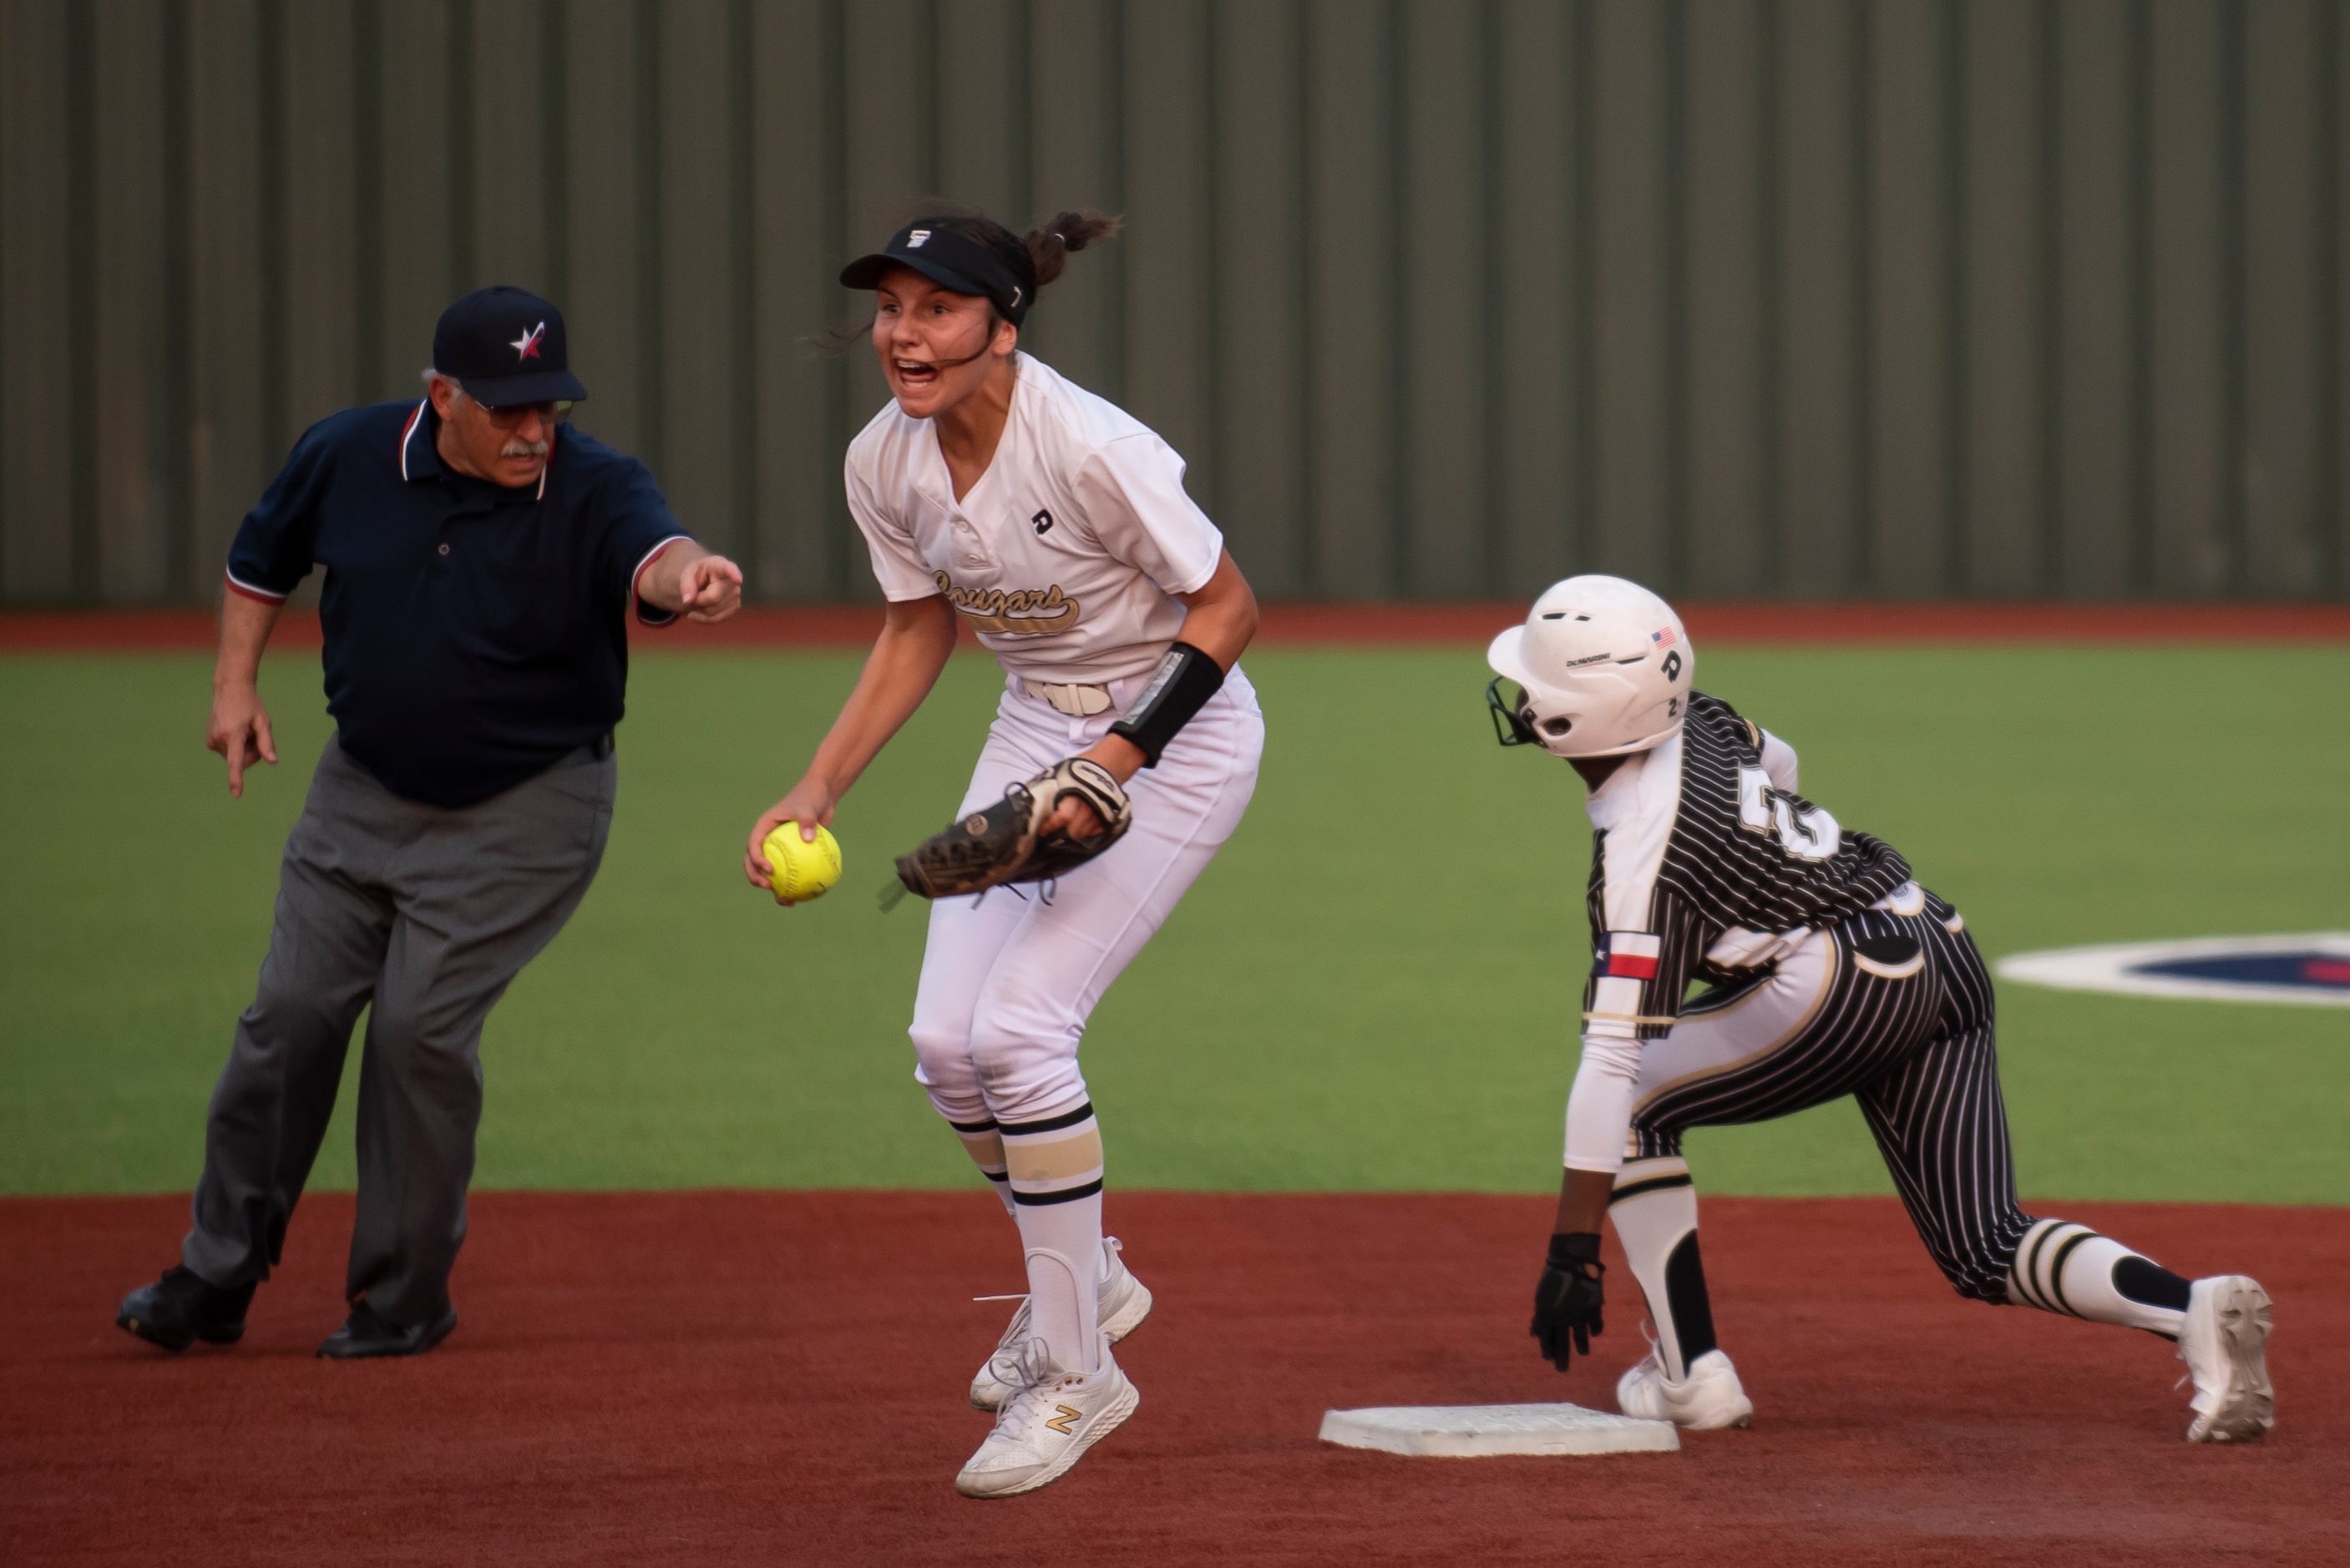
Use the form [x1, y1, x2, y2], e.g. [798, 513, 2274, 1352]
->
[117, 1266, 256, 1352]
[317, 1301, 458, 1360]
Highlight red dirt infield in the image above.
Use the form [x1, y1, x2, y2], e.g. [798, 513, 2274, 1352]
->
[6, 1191, 2342, 1566]
[5, 600, 2349, 651]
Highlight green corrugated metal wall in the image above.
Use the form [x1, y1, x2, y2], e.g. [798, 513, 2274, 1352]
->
[2, 0, 2343, 604]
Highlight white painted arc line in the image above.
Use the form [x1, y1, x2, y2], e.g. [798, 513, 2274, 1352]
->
[1994, 933, 2350, 1009]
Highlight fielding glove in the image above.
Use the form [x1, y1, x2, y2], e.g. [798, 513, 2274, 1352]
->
[891, 756, 1134, 902]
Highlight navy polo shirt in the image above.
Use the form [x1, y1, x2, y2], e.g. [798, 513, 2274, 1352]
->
[226, 400, 691, 808]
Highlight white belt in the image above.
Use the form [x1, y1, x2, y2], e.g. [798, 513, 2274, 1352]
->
[1026, 679, 1114, 716]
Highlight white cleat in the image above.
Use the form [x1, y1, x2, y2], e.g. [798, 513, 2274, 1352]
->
[955, 1336, 1139, 1500]
[1616, 1348, 1755, 1430]
[2177, 1275, 2274, 1444]
[970, 1236, 1153, 1412]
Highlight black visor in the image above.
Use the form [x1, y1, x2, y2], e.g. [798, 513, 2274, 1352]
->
[839, 225, 1034, 326]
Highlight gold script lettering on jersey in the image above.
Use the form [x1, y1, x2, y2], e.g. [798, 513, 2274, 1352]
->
[932, 570, 1081, 635]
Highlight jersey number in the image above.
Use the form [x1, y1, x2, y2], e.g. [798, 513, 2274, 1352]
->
[1737, 765, 1842, 862]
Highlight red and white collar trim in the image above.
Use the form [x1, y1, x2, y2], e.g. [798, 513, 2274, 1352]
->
[398, 400, 428, 480]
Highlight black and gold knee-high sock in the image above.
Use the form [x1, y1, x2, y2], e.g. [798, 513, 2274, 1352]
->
[1000, 1102, 1107, 1373]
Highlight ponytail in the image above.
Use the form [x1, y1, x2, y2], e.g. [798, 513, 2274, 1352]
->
[1021, 210, 1122, 289]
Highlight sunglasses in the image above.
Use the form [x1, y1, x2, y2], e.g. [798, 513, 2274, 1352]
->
[475, 399, 574, 427]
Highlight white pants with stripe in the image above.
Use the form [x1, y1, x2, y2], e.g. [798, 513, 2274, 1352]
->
[908, 667, 1264, 1131]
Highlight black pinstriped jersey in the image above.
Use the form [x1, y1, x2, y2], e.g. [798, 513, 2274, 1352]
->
[1581, 691, 1912, 1041]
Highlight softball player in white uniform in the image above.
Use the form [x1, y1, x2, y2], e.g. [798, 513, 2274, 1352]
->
[745, 209, 1264, 1499]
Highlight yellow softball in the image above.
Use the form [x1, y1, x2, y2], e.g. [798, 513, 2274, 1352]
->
[762, 822, 843, 905]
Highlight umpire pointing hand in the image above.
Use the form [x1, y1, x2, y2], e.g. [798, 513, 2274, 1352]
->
[117, 286, 742, 1360]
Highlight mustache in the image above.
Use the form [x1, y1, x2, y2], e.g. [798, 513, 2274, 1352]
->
[500, 437, 551, 459]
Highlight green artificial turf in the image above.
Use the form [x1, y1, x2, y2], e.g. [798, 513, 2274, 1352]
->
[3, 643, 2345, 1204]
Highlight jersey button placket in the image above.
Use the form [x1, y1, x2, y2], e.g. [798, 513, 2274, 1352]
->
[952, 513, 985, 568]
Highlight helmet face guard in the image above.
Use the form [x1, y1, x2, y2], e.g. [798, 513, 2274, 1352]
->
[1486, 675, 1540, 747]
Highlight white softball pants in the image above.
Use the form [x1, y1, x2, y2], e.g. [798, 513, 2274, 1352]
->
[908, 666, 1264, 1130]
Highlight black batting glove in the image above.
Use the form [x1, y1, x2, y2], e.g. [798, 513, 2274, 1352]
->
[1531, 1231, 1606, 1370]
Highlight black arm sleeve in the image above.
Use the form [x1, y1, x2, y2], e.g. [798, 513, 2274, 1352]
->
[1109, 640, 1226, 766]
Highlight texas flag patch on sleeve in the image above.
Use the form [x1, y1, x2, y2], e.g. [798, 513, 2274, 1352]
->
[1591, 931, 1662, 980]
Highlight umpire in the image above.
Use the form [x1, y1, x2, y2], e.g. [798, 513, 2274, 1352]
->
[117, 286, 742, 1359]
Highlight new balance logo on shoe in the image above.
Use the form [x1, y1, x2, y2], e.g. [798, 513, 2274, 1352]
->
[956, 1337, 1141, 1499]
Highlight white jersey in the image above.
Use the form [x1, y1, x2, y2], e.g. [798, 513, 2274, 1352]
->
[845, 353, 1224, 685]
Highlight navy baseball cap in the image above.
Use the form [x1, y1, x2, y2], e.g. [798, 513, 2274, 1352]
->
[432, 285, 589, 404]
[839, 224, 1036, 326]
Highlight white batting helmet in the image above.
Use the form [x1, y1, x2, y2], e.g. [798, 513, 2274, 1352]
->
[1485, 575, 1693, 758]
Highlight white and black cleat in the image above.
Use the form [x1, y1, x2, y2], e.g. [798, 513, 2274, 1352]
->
[1616, 1347, 1755, 1431]
[2177, 1275, 2274, 1444]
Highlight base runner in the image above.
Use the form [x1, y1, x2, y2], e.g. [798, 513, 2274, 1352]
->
[743, 208, 1263, 1498]
[1487, 574, 2274, 1444]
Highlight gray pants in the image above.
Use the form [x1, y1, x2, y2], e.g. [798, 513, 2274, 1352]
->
[184, 734, 615, 1326]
